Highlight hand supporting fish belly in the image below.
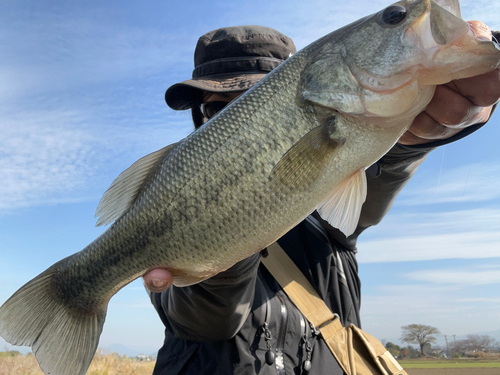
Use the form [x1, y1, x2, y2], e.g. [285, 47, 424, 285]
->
[1, 1, 499, 374]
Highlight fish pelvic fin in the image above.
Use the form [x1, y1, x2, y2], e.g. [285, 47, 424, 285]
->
[0, 268, 106, 375]
[95, 142, 180, 226]
[317, 168, 367, 236]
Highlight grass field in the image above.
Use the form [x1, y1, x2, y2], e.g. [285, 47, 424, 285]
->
[2, 353, 500, 375]
[407, 369, 500, 375]
[401, 359, 500, 375]
[0, 351, 156, 375]
[400, 359, 500, 368]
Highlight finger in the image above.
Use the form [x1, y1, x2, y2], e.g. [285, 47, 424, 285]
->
[445, 69, 500, 108]
[468, 20, 492, 41]
[448, 21, 500, 107]
[398, 128, 427, 145]
[424, 84, 491, 128]
[400, 111, 461, 145]
[399, 21, 498, 146]
[143, 268, 174, 293]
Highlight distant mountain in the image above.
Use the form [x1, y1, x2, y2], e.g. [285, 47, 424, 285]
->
[0, 337, 31, 355]
[0, 336, 158, 358]
[102, 343, 158, 358]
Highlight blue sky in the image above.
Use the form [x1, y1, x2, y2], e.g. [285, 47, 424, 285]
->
[1, 0, 500, 356]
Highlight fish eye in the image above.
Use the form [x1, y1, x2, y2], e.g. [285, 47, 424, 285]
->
[379, 5, 407, 26]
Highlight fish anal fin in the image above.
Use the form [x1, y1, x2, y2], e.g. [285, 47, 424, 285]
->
[271, 120, 345, 190]
[95, 142, 180, 226]
[317, 168, 367, 236]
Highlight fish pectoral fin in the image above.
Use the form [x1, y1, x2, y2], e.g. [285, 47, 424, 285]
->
[271, 119, 345, 189]
[95, 141, 181, 226]
[317, 168, 367, 236]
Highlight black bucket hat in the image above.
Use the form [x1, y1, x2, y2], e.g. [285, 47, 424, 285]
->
[165, 25, 296, 110]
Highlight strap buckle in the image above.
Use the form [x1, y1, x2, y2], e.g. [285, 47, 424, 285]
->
[316, 313, 340, 330]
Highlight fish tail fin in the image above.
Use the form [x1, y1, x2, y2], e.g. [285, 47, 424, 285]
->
[0, 268, 107, 375]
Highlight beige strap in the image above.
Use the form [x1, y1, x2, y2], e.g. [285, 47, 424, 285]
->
[262, 242, 352, 373]
[262, 242, 408, 375]
[262, 242, 336, 328]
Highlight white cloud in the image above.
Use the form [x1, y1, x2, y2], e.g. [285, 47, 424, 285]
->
[406, 265, 500, 285]
[0, 3, 200, 215]
[396, 163, 500, 206]
[0, 110, 99, 210]
[361, 282, 500, 342]
[456, 297, 500, 303]
[0, 5, 191, 105]
[461, 0, 500, 30]
[379, 207, 500, 235]
[247, 0, 500, 50]
[0, 100, 191, 213]
[0, 10, 194, 213]
[358, 231, 500, 263]
[358, 206, 500, 262]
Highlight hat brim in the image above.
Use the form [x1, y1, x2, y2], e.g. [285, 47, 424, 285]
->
[165, 73, 266, 110]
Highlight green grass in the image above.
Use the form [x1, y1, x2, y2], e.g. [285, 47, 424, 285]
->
[399, 360, 500, 369]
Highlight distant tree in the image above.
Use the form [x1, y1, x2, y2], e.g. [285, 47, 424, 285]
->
[452, 334, 499, 354]
[423, 342, 433, 355]
[407, 345, 420, 358]
[0, 350, 21, 357]
[401, 347, 409, 358]
[400, 324, 440, 356]
[385, 342, 401, 357]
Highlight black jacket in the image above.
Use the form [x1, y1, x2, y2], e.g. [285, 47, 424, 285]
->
[149, 136, 476, 374]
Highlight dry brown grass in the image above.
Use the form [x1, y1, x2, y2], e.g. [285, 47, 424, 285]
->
[0, 350, 155, 375]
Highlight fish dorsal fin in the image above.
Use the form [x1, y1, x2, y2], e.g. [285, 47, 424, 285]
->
[271, 120, 345, 189]
[317, 168, 367, 236]
[95, 142, 180, 226]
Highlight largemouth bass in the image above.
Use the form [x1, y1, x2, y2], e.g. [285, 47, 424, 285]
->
[1, 1, 499, 374]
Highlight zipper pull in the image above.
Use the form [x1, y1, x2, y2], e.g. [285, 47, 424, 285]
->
[261, 322, 275, 365]
[301, 334, 313, 373]
[309, 322, 320, 337]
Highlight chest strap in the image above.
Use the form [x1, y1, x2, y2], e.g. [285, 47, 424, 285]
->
[261, 242, 408, 375]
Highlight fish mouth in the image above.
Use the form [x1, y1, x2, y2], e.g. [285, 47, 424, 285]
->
[406, 0, 500, 85]
[350, 0, 472, 94]
[412, 0, 497, 50]
[433, 0, 461, 18]
[406, 0, 470, 56]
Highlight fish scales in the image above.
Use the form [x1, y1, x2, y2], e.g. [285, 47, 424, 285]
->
[52, 48, 312, 306]
[1, 1, 500, 374]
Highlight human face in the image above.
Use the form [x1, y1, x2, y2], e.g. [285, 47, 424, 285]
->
[201, 91, 244, 120]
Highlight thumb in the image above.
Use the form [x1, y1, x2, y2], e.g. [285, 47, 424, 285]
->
[143, 268, 174, 293]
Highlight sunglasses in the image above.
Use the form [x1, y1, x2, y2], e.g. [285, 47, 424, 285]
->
[202, 101, 229, 119]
